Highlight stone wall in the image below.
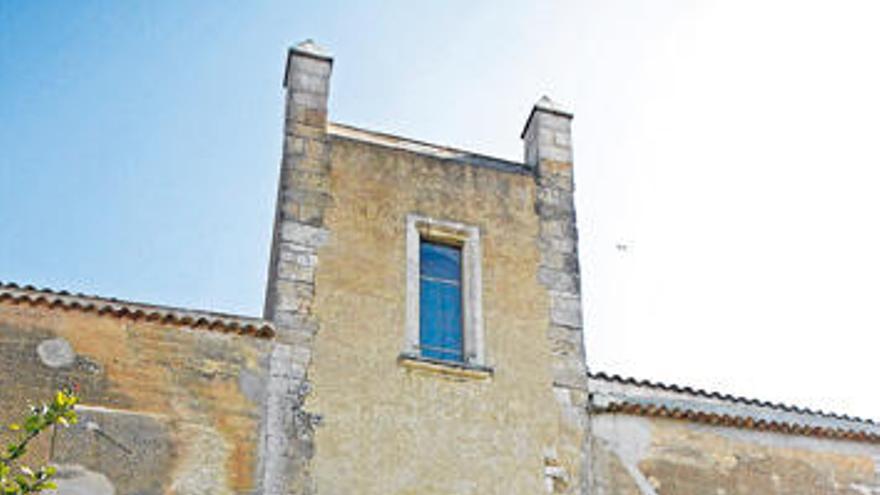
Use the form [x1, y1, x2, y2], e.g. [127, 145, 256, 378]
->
[590, 413, 880, 494]
[587, 374, 880, 494]
[297, 122, 589, 494]
[0, 297, 272, 495]
[524, 96, 590, 494]
[261, 40, 334, 495]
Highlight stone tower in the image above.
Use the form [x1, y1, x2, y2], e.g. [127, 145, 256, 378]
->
[262, 39, 589, 494]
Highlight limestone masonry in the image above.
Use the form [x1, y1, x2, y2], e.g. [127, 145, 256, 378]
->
[2, 39, 879, 494]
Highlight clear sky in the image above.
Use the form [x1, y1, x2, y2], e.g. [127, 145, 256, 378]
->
[3, 1, 880, 418]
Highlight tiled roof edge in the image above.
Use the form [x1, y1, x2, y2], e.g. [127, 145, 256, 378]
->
[0, 281, 274, 338]
[589, 371, 876, 426]
[597, 400, 880, 443]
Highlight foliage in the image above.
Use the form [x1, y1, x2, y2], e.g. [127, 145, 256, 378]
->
[0, 389, 78, 494]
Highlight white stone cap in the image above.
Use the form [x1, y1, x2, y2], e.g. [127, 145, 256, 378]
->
[284, 39, 333, 88]
[534, 95, 573, 117]
[289, 38, 333, 62]
[521, 95, 573, 138]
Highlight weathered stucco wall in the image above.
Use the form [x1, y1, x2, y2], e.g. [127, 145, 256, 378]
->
[590, 413, 880, 494]
[303, 135, 585, 494]
[0, 300, 272, 495]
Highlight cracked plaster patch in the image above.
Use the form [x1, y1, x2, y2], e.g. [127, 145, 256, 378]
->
[36, 337, 76, 368]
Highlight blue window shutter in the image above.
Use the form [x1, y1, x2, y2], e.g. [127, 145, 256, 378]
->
[419, 241, 463, 362]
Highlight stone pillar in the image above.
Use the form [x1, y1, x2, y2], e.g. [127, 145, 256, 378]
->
[260, 39, 332, 495]
[264, 39, 333, 334]
[522, 96, 590, 494]
[523, 95, 586, 388]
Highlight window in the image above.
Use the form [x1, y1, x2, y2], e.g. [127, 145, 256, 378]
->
[419, 240, 464, 362]
[403, 214, 488, 371]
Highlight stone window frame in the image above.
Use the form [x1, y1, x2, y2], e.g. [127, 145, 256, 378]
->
[402, 213, 489, 372]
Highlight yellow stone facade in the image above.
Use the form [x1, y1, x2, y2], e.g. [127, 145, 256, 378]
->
[305, 135, 581, 494]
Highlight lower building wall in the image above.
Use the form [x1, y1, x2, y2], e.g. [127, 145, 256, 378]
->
[590, 414, 880, 495]
[0, 302, 271, 495]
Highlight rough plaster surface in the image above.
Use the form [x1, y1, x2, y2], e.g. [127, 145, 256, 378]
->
[54, 464, 116, 495]
[591, 413, 880, 495]
[0, 306, 269, 495]
[169, 422, 233, 495]
[300, 133, 587, 495]
[36, 337, 76, 368]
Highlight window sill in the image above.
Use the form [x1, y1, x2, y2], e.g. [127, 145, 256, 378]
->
[397, 353, 493, 381]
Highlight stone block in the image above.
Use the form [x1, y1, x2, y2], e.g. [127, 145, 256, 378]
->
[279, 244, 318, 265]
[549, 291, 583, 328]
[536, 111, 572, 132]
[553, 357, 588, 390]
[539, 145, 573, 164]
[537, 159, 574, 180]
[540, 218, 578, 240]
[289, 153, 332, 173]
[290, 91, 327, 110]
[539, 250, 580, 272]
[538, 266, 580, 293]
[537, 171, 574, 193]
[289, 72, 329, 94]
[303, 108, 329, 127]
[283, 187, 333, 207]
[537, 187, 575, 213]
[305, 137, 329, 157]
[539, 235, 577, 254]
[291, 137, 306, 155]
[279, 221, 330, 248]
[273, 311, 319, 336]
[547, 323, 584, 349]
[554, 131, 571, 147]
[287, 169, 331, 193]
[292, 202, 328, 227]
[289, 55, 332, 78]
[277, 246, 317, 282]
[274, 279, 315, 314]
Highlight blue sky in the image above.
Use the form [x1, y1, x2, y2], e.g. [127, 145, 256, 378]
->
[5, 1, 880, 418]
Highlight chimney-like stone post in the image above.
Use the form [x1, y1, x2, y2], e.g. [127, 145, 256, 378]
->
[522, 96, 586, 387]
[260, 39, 332, 495]
[523, 96, 589, 493]
[264, 39, 333, 338]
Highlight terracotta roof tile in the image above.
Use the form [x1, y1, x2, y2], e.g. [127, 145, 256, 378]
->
[589, 371, 874, 424]
[0, 281, 274, 338]
[589, 371, 880, 442]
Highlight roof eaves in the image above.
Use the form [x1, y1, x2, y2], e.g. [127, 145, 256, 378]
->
[588, 371, 875, 425]
[0, 281, 274, 338]
[589, 371, 880, 442]
[594, 398, 880, 443]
